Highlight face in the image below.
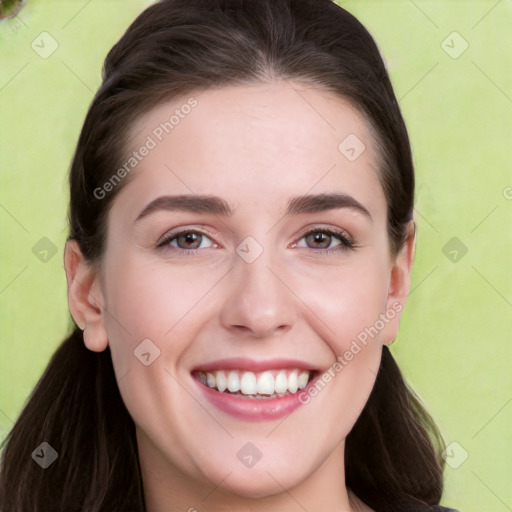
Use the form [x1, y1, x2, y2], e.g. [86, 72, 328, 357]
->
[70, 79, 412, 501]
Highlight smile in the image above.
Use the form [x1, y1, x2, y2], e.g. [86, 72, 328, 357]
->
[194, 368, 314, 398]
[191, 358, 322, 421]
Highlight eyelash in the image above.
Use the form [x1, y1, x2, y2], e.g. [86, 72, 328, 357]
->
[156, 226, 355, 255]
[296, 226, 355, 253]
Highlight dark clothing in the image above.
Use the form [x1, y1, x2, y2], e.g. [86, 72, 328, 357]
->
[382, 504, 459, 512]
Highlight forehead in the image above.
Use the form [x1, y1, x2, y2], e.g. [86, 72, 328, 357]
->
[114, 79, 386, 221]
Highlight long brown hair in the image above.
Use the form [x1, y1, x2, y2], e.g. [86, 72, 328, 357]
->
[0, 1, 446, 510]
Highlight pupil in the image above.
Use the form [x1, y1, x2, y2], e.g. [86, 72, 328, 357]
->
[310, 232, 329, 248]
[180, 233, 200, 248]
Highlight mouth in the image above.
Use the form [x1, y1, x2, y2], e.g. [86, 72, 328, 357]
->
[190, 358, 322, 421]
[192, 368, 319, 399]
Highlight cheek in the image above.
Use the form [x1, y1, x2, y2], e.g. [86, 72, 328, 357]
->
[100, 253, 225, 375]
[288, 253, 391, 351]
[98, 255, 224, 464]
[291, 258, 389, 439]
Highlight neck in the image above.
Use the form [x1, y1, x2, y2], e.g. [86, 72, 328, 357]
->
[137, 428, 371, 512]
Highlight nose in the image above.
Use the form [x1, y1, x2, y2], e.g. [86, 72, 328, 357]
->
[219, 253, 297, 339]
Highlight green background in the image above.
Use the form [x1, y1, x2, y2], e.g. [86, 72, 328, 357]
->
[0, 0, 511, 509]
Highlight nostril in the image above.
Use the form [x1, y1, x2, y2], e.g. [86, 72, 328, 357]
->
[230, 325, 254, 336]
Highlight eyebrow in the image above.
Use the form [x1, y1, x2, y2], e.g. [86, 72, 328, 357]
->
[286, 193, 372, 220]
[135, 192, 372, 222]
[136, 195, 231, 221]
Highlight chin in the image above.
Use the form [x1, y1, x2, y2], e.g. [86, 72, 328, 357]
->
[198, 464, 305, 500]
[214, 479, 289, 500]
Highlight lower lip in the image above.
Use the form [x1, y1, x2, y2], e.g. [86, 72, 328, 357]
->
[193, 373, 320, 421]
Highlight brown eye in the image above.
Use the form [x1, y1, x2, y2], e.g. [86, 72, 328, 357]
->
[175, 232, 203, 249]
[294, 228, 353, 252]
[158, 230, 215, 251]
[304, 231, 337, 249]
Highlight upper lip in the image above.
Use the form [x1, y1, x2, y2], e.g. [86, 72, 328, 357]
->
[191, 357, 319, 373]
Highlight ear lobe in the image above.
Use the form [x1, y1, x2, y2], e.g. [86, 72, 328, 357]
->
[64, 239, 109, 352]
[382, 221, 416, 345]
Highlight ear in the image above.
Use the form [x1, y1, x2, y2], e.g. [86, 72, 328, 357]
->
[381, 220, 416, 346]
[64, 239, 109, 352]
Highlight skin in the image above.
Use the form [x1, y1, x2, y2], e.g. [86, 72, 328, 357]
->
[65, 79, 415, 512]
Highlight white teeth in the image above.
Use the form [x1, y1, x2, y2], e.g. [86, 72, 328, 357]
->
[216, 370, 227, 392]
[297, 370, 309, 390]
[227, 371, 240, 392]
[274, 370, 288, 394]
[197, 369, 312, 397]
[206, 372, 216, 388]
[256, 371, 274, 395]
[288, 370, 298, 393]
[240, 372, 257, 395]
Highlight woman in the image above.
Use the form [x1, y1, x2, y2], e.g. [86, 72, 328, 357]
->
[0, 0, 459, 510]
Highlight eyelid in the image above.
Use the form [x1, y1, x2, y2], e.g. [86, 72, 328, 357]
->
[156, 225, 220, 249]
[156, 224, 355, 254]
[293, 224, 355, 249]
